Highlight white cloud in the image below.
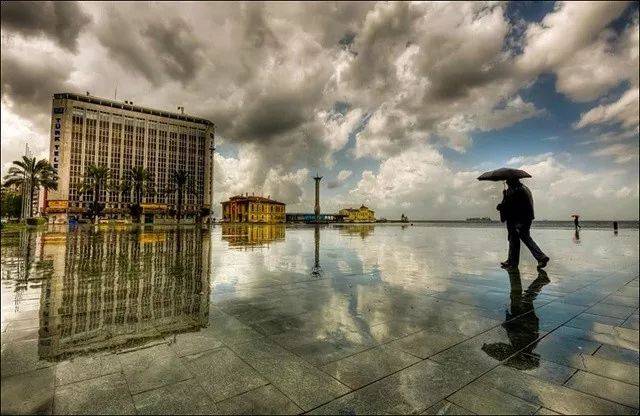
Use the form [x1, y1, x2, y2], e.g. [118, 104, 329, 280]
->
[575, 87, 640, 130]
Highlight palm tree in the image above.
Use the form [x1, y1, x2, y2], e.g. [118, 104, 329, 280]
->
[170, 169, 189, 222]
[122, 166, 153, 223]
[79, 164, 110, 222]
[2, 156, 58, 219]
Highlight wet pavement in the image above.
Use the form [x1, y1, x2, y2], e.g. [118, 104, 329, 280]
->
[1, 223, 638, 415]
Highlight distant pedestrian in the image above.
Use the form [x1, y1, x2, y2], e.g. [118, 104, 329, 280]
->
[496, 178, 550, 269]
[573, 216, 580, 230]
[613, 221, 619, 234]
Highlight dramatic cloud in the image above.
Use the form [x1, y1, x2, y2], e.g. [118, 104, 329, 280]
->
[0, 1, 91, 52]
[575, 87, 640, 130]
[327, 170, 353, 189]
[1, 1, 638, 219]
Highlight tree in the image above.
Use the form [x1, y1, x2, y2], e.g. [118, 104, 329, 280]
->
[170, 170, 190, 222]
[79, 165, 110, 222]
[1, 186, 22, 219]
[122, 166, 153, 223]
[2, 156, 58, 219]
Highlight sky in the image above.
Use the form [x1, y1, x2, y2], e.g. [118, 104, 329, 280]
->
[1, 1, 638, 220]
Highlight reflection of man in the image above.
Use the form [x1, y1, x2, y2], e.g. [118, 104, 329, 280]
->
[497, 178, 549, 269]
[482, 268, 550, 369]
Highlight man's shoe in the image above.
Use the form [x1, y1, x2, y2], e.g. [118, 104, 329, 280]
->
[537, 257, 550, 269]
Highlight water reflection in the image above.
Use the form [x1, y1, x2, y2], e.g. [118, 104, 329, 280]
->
[221, 223, 285, 249]
[312, 225, 322, 277]
[3, 227, 211, 361]
[338, 224, 375, 239]
[482, 268, 550, 369]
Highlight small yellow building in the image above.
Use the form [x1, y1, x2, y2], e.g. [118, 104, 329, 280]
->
[222, 195, 286, 223]
[339, 205, 375, 222]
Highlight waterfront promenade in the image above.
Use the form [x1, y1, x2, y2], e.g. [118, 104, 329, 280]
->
[1, 224, 638, 414]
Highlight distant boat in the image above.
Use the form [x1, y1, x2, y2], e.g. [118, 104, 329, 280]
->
[466, 217, 492, 223]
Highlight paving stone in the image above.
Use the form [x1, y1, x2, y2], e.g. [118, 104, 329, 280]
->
[55, 352, 122, 385]
[0, 367, 55, 415]
[310, 359, 476, 415]
[567, 313, 625, 329]
[1, 338, 56, 378]
[118, 344, 192, 394]
[565, 371, 639, 409]
[166, 328, 224, 357]
[479, 365, 636, 415]
[183, 346, 268, 403]
[132, 378, 218, 415]
[555, 325, 639, 351]
[53, 373, 136, 415]
[504, 353, 576, 384]
[231, 338, 350, 411]
[321, 344, 421, 389]
[207, 312, 265, 345]
[448, 381, 540, 415]
[215, 384, 303, 415]
[586, 303, 637, 319]
[535, 408, 560, 415]
[594, 344, 640, 367]
[422, 400, 475, 415]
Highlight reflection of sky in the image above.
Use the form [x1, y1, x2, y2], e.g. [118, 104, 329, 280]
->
[208, 224, 638, 345]
[211, 225, 639, 293]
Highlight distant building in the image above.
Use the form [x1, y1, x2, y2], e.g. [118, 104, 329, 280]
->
[286, 213, 345, 223]
[221, 195, 285, 223]
[339, 205, 375, 222]
[44, 92, 215, 224]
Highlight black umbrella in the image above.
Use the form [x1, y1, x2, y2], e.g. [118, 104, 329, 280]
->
[477, 167, 531, 181]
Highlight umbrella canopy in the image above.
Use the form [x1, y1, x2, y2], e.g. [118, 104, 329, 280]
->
[571, 214, 580, 218]
[477, 167, 532, 181]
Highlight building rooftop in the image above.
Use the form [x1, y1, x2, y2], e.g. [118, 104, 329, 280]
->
[54, 92, 214, 126]
[224, 195, 286, 205]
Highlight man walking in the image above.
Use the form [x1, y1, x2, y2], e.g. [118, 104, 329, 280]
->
[497, 178, 549, 269]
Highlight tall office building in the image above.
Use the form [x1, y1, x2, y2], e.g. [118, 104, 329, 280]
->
[45, 93, 215, 223]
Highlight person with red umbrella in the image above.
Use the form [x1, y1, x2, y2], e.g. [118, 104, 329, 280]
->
[572, 214, 581, 230]
[478, 168, 550, 269]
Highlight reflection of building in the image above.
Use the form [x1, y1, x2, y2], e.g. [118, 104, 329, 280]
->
[221, 223, 285, 249]
[221, 195, 285, 223]
[44, 93, 215, 224]
[339, 224, 375, 239]
[339, 205, 375, 222]
[38, 228, 210, 360]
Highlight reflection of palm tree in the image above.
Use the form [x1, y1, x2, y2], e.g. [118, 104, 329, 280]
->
[482, 268, 550, 369]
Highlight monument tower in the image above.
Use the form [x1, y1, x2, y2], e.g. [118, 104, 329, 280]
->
[313, 175, 322, 222]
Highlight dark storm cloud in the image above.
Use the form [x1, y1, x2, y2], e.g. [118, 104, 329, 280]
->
[0, 51, 71, 120]
[143, 18, 203, 84]
[96, 11, 202, 85]
[95, 10, 161, 85]
[0, 1, 91, 52]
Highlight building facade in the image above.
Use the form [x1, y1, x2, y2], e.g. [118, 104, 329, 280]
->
[45, 93, 215, 223]
[339, 205, 375, 222]
[221, 195, 285, 223]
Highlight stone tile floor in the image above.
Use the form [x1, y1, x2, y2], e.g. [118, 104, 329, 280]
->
[1, 225, 638, 414]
